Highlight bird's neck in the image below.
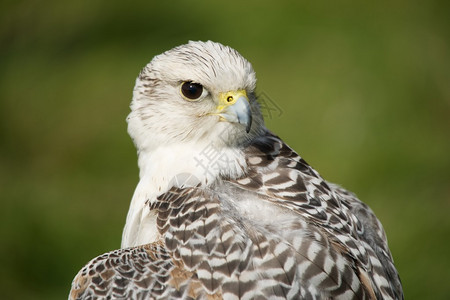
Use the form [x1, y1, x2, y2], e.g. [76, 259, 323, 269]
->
[138, 141, 247, 187]
[121, 141, 247, 248]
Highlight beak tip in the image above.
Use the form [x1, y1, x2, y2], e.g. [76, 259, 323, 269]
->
[245, 116, 252, 133]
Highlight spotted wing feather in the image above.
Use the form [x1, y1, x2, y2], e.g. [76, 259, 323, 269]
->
[70, 242, 174, 299]
[232, 132, 403, 299]
[152, 186, 376, 299]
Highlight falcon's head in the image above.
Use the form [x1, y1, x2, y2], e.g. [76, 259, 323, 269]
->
[127, 41, 265, 152]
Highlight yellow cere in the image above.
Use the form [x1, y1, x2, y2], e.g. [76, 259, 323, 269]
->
[217, 90, 248, 111]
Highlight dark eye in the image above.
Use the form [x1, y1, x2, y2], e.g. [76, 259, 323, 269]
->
[181, 82, 204, 100]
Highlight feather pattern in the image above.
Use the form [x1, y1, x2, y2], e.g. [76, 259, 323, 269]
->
[70, 133, 403, 299]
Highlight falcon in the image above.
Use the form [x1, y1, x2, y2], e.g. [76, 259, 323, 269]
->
[69, 41, 403, 299]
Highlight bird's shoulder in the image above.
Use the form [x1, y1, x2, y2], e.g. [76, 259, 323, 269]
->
[227, 131, 403, 299]
[233, 132, 381, 242]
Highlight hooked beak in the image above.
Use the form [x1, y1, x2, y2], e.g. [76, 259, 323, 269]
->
[216, 90, 252, 133]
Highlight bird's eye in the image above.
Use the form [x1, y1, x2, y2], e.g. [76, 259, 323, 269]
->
[180, 82, 204, 101]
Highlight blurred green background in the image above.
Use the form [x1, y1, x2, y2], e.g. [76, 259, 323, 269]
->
[1, 1, 449, 299]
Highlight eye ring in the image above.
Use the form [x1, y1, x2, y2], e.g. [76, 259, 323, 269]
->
[180, 81, 205, 101]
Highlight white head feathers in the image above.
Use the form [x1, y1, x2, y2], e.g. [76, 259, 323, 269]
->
[127, 41, 265, 153]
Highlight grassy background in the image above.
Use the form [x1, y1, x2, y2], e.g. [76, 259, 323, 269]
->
[1, 1, 449, 299]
